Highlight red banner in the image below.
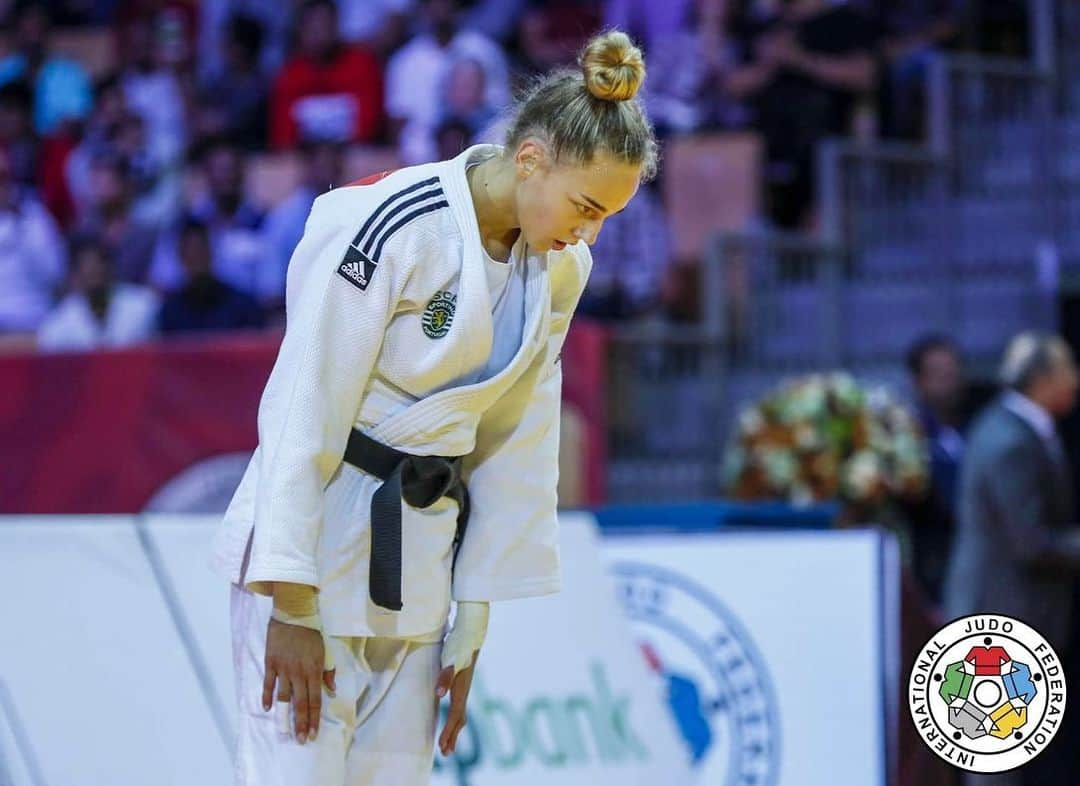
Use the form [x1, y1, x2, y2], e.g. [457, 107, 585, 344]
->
[0, 324, 606, 513]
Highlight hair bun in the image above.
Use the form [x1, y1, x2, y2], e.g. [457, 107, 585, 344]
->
[580, 30, 645, 102]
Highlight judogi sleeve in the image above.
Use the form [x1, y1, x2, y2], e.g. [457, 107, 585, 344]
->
[243, 205, 407, 596]
[453, 248, 592, 601]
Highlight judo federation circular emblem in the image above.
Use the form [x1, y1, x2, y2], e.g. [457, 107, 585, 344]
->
[613, 562, 781, 785]
[422, 291, 456, 339]
[909, 614, 1067, 773]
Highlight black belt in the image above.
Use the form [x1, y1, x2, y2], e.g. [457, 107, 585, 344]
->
[343, 428, 470, 611]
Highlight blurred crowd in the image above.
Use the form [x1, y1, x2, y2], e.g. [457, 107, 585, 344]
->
[0, 0, 1029, 351]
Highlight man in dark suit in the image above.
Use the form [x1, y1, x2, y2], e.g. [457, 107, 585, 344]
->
[906, 334, 968, 605]
[944, 332, 1080, 786]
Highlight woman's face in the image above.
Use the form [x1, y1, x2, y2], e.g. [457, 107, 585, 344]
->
[514, 141, 641, 253]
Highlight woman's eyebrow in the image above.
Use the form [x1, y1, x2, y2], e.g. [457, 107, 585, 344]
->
[579, 194, 608, 213]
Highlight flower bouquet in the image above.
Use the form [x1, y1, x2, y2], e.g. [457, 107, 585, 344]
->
[722, 373, 928, 531]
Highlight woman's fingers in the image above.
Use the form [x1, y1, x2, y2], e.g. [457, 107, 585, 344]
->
[304, 666, 323, 740]
[439, 703, 467, 755]
[439, 707, 463, 756]
[434, 665, 455, 699]
[439, 666, 476, 755]
[323, 668, 336, 696]
[276, 678, 292, 705]
[263, 618, 331, 743]
[291, 671, 311, 743]
[261, 665, 277, 712]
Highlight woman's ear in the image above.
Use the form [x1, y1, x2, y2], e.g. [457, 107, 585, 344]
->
[514, 138, 548, 179]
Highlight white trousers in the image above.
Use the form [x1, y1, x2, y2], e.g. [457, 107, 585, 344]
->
[230, 585, 442, 786]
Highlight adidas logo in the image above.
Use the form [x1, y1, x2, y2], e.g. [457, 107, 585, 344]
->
[340, 259, 367, 285]
[337, 243, 377, 292]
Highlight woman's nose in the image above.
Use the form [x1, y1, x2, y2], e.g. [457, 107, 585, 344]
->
[573, 223, 600, 244]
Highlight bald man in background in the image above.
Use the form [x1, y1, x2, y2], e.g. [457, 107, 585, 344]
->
[944, 332, 1080, 786]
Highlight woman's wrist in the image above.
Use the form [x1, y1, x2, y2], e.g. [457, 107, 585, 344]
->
[441, 601, 490, 672]
[272, 582, 319, 616]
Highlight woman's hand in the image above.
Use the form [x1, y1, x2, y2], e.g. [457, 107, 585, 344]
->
[435, 651, 478, 756]
[261, 615, 336, 744]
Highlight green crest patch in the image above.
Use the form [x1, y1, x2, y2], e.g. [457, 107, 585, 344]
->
[422, 291, 456, 338]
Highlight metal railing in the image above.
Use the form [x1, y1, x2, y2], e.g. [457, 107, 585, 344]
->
[817, 139, 948, 254]
[705, 231, 848, 368]
[707, 225, 1049, 367]
[605, 324, 728, 501]
[927, 53, 1054, 201]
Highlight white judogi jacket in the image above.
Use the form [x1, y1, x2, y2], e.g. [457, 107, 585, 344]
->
[210, 145, 591, 639]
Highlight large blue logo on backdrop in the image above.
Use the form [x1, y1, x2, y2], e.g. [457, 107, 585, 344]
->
[612, 562, 782, 786]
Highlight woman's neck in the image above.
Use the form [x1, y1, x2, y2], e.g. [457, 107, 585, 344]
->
[467, 155, 521, 260]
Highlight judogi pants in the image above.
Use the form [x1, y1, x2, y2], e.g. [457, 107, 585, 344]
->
[230, 585, 442, 786]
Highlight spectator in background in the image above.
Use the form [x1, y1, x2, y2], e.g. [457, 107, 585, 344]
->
[461, 0, 532, 45]
[516, 0, 601, 75]
[67, 77, 179, 230]
[66, 75, 128, 180]
[877, 0, 959, 139]
[578, 182, 672, 320]
[433, 116, 473, 160]
[67, 79, 129, 215]
[0, 81, 38, 188]
[149, 136, 275, 306]
[158, 217, 264, 335]
[110, 108, 178, 227]
[432, 56, 504, 151]
[338, 0, 416, 59]
[118, 12, 188, 162]
[904, 333, 967, 605]
[195, 13, 269, 150]
[269, 0, 383, 150]
[0, 2, 92, 135]
[0, 148, 66, 334]
[638, 0, 738, 135]
[37, 234, 159, 351]
[262, 139, 344, 300]
[603, 0, 697, 53]
[72, 151, 158, 284]
[197, 0, 289, 83]
[386, 0, 509, 164]
[725, 0, 882, 228]
[944, 332, 1080, 786]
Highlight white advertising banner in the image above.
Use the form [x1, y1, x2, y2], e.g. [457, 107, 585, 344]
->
[0, 513, 690, 786]
[603, 529, 896, 786]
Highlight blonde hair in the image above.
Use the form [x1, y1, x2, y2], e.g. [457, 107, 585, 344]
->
[505, 30, 659, 182]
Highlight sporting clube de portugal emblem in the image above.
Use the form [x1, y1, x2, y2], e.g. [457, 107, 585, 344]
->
[909, 614, 1067, 774]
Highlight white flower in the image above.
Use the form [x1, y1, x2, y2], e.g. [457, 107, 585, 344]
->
[845, 450, 883, 499]
[739, 408, 765, 436]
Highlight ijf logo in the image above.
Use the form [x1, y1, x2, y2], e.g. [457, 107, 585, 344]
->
[909, 614, 1067, 773]
[612, 562, 781, 786]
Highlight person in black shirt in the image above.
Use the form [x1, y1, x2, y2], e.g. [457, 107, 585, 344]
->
[158, 218, 265, 335]
[725, 0, 883, 227]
